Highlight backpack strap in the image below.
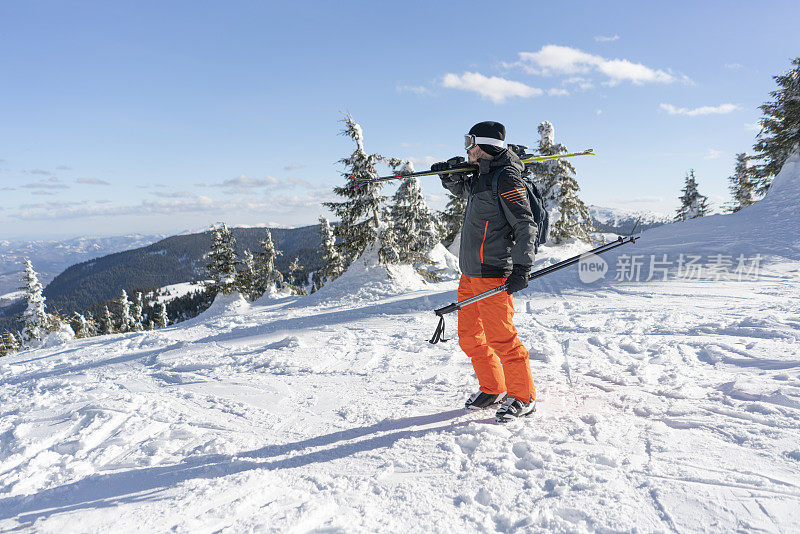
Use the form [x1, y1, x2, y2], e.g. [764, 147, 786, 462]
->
[491, 166, 508, 221]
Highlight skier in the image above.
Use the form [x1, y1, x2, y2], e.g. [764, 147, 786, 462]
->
[432, 121, 537, 423]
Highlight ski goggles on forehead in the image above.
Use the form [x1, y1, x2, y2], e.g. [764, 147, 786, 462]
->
[464, 134, 504, 150]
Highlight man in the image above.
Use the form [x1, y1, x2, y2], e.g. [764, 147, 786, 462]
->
[432, 121, 536, 423]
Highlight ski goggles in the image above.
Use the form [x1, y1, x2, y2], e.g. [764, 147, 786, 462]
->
[464, 134, 504, 150]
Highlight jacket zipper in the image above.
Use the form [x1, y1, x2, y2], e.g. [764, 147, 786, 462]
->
[479, 221, 488, 264]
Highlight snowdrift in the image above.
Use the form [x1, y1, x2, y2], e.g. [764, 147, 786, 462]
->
[306, 242, 459, 305]
[618, 151, 800, 261]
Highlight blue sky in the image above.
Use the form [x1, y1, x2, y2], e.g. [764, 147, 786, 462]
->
[1, 1, 798, 241]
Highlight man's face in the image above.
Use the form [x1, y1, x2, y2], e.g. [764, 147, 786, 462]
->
[466, 144, 490, 163]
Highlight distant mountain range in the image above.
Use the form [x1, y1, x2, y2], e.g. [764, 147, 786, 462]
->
[3, 225, 319, 319]
[588, 205, 672, 235]
[0, 234, 165, 297]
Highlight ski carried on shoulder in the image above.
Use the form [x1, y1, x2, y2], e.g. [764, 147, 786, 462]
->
[351, 149, 595, 184]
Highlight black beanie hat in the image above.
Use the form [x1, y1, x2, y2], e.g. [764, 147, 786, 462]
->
[468, 121, 506, 156]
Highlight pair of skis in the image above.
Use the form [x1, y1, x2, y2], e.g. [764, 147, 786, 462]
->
[352, 149, 595, 185]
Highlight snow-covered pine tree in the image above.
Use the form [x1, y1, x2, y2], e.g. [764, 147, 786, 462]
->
[132, 292, 145, 331]
[752, 57, 800, 194]
[318, 216, 345, 284]
[20, 259, 49, 346]
[157, 302, 169, 328]
[1, 331, 20, 356]
[114, 289, 135, 333]
[674, 169, 710, 222]
[235, 250, 258, 300]
[726, 153, 757, 213]
[84, 311, 97, 337]
[322, 114, 390, 264]
[439, 194, 467, 248]
[99, 305, 115, 335]
[531, 121, 593, 243]
[388, 160, 440, 263]
[71, 312, 90, 338]
[205, 222, 239, 295]
[253, 228, 283, 296]
[285, 256, 308, 295]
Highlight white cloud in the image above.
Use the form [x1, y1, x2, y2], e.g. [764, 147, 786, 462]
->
[594, 34, 620, 42]
[660, 103, 739, 116]
[441, 72, 542, 104]
[407, 156, 439, 168]
[548, 88, 569, 96]
[725, 63, 743, 70]
[76, 177, 110, 185]
[596, 109, 603, 115]
[397, 85, 430, 95]
[216, 174, 280, 188]
[13, 193, 335, 221]
[284, 163, 305, 171]
[744, 122, 761, 132]
[56, 165, 72, 171]
[28, 169, 49, 175]
[157, 191, 197, 198]
[21, 182, 69, 190]
[704, 149, 723, 159]
[509, 45, 680, 86]
[564, 77, 594, 90]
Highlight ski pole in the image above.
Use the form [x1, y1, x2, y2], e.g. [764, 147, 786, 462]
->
[428, 235, 638, 344]
[352, 149, 595, 185]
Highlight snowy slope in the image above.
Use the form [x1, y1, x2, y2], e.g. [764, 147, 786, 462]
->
[1, 157, 800, 531]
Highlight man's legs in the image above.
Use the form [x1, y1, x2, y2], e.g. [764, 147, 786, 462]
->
[473, 278, 536, 402]
[457, 275, 505, 395]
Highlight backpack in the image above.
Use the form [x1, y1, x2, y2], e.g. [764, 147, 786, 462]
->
[491, 166, 549, 253]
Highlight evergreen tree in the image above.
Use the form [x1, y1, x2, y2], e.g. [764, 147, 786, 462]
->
[322, 114, 389, 264]
[439, 194, 467, 248]
[132, 292, 145, 331]
[114, 289, 135, 333]
[1, 331, 20, 356]
[253, 228, 283, 296]
[675, 169, 710, 222]
[726, 153, 757, 213]
[388, 161, 440, 263]
[531, 121, 593, 243]
[235, 250, 258, 300]
[20, 259, 49, 345]
[752, 57, 800, 194]
[71, 312, 90, 338]
[318, 216, 345, 284]
[286, 256, 308, 295]
[205, 222, 239, 295]
[157, 302, 169, 328]
[99, 306, 115, 335]
[85, 311, 97, 337]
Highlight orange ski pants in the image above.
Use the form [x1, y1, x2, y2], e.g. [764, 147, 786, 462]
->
[457, 274, 535, 402]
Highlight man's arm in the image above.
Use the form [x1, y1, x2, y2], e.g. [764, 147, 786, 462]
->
[433, 157, 473, 199]
[497, 168, 537, 268]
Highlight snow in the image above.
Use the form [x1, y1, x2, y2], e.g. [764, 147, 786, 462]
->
[1, 155, 800, 531]
[151, 281, 207, 305]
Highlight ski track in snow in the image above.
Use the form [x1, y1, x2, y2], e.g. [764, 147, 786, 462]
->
[1, 266, 800, 532]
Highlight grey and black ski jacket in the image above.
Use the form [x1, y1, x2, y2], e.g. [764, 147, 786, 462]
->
[441, 149, 537, 278]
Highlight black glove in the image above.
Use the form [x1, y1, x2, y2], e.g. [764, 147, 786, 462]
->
[432, 156, 469, 180]
[505, 264, 530, 295]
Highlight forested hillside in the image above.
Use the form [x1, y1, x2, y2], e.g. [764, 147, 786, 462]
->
[1, 226, 324, 329]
